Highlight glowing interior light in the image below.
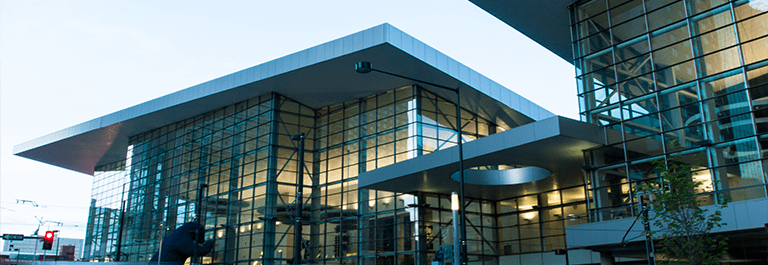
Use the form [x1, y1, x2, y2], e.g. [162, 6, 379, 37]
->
[451, 192, 459, 211]
[521, 211, 537, 221]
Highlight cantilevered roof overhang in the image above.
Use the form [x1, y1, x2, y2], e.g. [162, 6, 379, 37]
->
[14, 23, 554, 175]
[469, 0, 574, 63]
[358, 116, 605, 201]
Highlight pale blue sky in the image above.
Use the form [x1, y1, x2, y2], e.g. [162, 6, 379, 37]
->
[0, 0, 577, 240]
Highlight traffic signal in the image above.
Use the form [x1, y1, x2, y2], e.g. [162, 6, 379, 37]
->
[42, 231, 55, 250]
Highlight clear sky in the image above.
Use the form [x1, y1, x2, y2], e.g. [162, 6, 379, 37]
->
[0, 0, 577, 240]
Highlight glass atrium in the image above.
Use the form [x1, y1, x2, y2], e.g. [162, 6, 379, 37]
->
[83, 85, 589, 264]
[572, 0, 768, 221]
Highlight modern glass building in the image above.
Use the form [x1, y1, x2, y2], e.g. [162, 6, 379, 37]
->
[573, 0, 768, 218]
[471, 0, 768, 263]
[14, 1, 768, 264]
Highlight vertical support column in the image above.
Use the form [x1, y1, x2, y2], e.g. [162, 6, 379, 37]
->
[263, 94, 281, 265]
[293, 133, 306, 264]
[309, 150, 321, 264]
[116, 200, 126, 261]
[599, 252, 615, 265]
[414, 86, 423, 157]
[192, 184, 208, 265]
[414, 192, 428, 264]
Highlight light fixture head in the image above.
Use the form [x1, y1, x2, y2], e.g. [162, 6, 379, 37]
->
[355, 61, 373, 74]
[451, 192, 459, 211]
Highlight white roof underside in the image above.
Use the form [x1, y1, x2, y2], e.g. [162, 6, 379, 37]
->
[14, 23, 554, 175]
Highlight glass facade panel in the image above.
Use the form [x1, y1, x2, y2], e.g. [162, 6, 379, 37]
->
[83, 85, 515, 264]
[647, 1, 686, 31]
[573, 0, 768, 224]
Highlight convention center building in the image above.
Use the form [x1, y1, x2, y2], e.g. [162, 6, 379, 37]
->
[15, 0, 768, 264]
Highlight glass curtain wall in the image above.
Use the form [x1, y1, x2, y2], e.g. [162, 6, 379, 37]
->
[495, 186, 588, 256]
[83, 159, 129, 261]
[571, 0, 768, 221]
[98, 85, 505, 265]
[313, 86, 502, 265]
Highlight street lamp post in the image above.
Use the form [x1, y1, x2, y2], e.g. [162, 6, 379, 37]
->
[292, 133, 306, 264]
[355, 61, 467, 264]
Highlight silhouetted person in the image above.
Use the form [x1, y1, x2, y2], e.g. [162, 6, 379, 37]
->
[148, 222, 214, 265]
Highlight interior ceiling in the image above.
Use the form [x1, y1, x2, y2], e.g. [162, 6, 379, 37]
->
[14, 43, 533, 175]
[469, 0, 574, 63]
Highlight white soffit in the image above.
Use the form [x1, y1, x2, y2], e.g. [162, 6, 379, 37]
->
[14, 23, 553, 175]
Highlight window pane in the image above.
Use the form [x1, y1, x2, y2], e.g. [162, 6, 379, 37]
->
[736, 12, 768, 42]
[612, 16, 647, 44]
[702, 92, 750, 122]
[617, 54, 652, 83]
[650, 22, 689, 49]
[622, 94, 658, 119]
[579, 12, 610, 39]
[692, 26, 737, 56]
[700, 70, 745, 99]
[585, 66, 618, 88]
[615, 36, 649, 63]
[521, 238, 542, 253]
[610, 0, 643, 26]
[660, 104, 701, 131]
[742, 36, 768, 65]
[688, 0, 730, 17]
[747, 64, 768, 87]
[578, 0, 608, 21]
[581, 31, 613, 55]
[659, 83, 698, 110]
[647, 1, 686, 31]
[749, 84, 768, 133]
[656, 60, 697, 88]
[584, 49, 614, 73]
[654, 42, 693, 70]
[697, 47, 741, 77]
[734, 0, 768, 21]
[706, 113, 755, 142]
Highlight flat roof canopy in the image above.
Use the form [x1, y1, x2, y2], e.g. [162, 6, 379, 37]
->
[470, 0, 573, 63]
[358, 116, 605, 200]
[14, 23, 553, 175]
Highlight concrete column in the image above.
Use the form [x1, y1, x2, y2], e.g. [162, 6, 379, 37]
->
[599, 251, 614, 265]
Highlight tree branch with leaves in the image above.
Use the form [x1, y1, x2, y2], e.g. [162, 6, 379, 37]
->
[633, 147, 729, 264]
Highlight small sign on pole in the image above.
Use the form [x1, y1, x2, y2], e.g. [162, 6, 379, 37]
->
[1, 234, 24, 241]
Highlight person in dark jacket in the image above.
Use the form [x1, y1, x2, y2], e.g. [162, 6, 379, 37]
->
[148, 222, 214, 265]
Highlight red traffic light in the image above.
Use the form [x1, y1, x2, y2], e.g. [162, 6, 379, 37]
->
[42, 231, 55, 250]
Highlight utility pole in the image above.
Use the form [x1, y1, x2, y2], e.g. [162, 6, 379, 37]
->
[54, 230, 61, 261]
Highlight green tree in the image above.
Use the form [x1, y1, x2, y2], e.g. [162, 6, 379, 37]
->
[633, 151, 729, 264]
